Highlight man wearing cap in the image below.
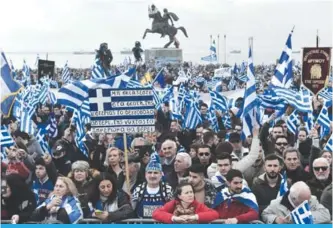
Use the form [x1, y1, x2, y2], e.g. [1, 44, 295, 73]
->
[52, 142, 72, 176]
[131, 153, 173, 218]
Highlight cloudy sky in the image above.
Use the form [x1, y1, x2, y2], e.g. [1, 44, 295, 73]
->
[1, 0, 332, 67]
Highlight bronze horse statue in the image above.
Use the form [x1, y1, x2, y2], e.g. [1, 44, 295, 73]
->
[142, 8, 188, 48]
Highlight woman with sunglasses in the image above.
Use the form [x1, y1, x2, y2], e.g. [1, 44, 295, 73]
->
[152, 181, 219, 224]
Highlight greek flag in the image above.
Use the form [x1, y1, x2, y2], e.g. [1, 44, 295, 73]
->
[241, 46, 258, 138]
[46, 113, 58, 138]
[201, 40, 217, 62]
[324, 133, 332, 152]
[1, 125, 14, 160]
[291, 200, 313, 224]
[91, 58, 106, 79]
[152, 68, 166, 88]
[183, 100, 202, 130]
[271, 28, 294, 88]
[287, 110, 299, 135]
[209, 90, 228, 111]
[22, 60, 31, 85]
[272, 86, 312, 113]
[213, 186, 258, 212]
[228, 76, 237, 90]
[61, 61, 71, 84]
[278, 171, 288, 197]
[318, 87, 332, 102]
[1, 52, 23, 117]
[237, 74, 248, 83]
[72, 110, 88, 157]
[208, 107, 219, 132]
[317, 101, 331, 137]
[38, 195, 83, 224]
[20, 103, 35, 135]
[35, 128, 50, 154]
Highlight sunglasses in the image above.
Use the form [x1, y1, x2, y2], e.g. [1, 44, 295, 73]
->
[276, 142, 288, 146]
[198, 152, 210, 157]
[313, 166, 328, 172]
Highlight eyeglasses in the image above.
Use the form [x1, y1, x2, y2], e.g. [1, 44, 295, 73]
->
[198, 152, 210, 157]
[276, 142, 288, 146]
[313, 166, 328, 172]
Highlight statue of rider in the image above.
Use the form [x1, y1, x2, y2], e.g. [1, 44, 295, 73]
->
[161, 8, 174, 38]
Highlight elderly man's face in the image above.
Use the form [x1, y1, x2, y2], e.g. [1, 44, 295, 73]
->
[162, 141, 176, 158]
[313, 160, 330, 181]
[174, 155, 188, 173]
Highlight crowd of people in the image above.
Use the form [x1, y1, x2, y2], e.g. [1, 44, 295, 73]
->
[1, 60, 332, 224]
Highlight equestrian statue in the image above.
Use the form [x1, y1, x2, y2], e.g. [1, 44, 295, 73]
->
[142, 4, 188, 48]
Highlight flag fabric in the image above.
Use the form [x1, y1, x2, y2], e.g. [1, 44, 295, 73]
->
[201, 40, 217, 62]
[1, 125, 14, 160]
[241, 46, 258, 138]
[278, 171, 288, 197]
[61, 62, 71, 84]
[318, 87, 332, 102]
[290, 200, 313, 224]
[209, 90, 229, 111]
[91, 58, 106, 79]
[271, 28, 294, 88]
[22, 60, 31, 85]
[46, 113, 58, 138]
[35, 128, 50, 154]
[213, 186, 258, 212]
[286, 110, 299, 135]
[183, 100, 202, 130]
[20, 103, 35, 135]
[1, 52, 23, 117]
[317, 100, 331, 134]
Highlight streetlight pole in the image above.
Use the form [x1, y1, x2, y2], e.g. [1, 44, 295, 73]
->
[224, 34, 227, 64]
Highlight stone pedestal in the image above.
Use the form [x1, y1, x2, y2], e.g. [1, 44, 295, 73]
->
[144, 48, 183, 67]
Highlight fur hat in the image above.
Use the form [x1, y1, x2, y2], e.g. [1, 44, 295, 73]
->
[71, 160, 90, 172]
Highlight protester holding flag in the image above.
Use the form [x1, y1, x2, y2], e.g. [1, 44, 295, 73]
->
[262, 181, 330, 224]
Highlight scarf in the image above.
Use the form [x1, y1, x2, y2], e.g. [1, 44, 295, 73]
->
[173, 201, 196, 224]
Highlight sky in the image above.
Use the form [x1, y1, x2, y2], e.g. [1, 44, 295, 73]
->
[1, 0, 332, 67]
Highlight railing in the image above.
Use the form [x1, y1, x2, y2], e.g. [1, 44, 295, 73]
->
[1, 219, 266, 224]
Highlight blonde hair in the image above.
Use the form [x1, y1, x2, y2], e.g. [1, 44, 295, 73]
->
[55, 176, 78, 197]
[104, 147, 124, 167]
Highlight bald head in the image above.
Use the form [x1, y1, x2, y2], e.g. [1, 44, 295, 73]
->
[289, 181, 311, 207]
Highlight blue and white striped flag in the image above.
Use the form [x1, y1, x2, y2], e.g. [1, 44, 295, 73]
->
[46, 113, 58, 138]
[318, 87, 332, 102]
[287, 110, 299, 135]
[36, 128, 50, 154]
[278, 171, 288, 197]
[47, 90, 57, 105]
[209, 90, 228, 111]
[1, 125, 14, 160]
[324, 133, 333, 152]
[22, 60, 31, 85]
[61, 61, 71, 84]
[317, 101, 331, 137]
[91, 58, 106, 79]
[241, 46, 258, 138]
[228, 76, 237, 90]
[201, 40, 217, 62]
[20, 103, 35, 135]
[183, 100, 202, 130]
[271, 28, 294, 88]
[213, 186, 258, 212]
[291, 200, 313, 224]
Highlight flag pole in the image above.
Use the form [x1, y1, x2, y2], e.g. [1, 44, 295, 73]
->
[123, 133, 130, 194]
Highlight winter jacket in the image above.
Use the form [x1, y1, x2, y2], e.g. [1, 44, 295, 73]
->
[262, 192, 331, 224]
[152, 200, 219, 224]
[252, 173, 282, 214]
[307, 177, 332, 201]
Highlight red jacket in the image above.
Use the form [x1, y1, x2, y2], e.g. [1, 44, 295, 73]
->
[153, 200, 219, 224]
[215, 199, 258, 223]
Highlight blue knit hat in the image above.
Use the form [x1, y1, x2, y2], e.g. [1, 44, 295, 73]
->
[146, 152, 162, 172]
